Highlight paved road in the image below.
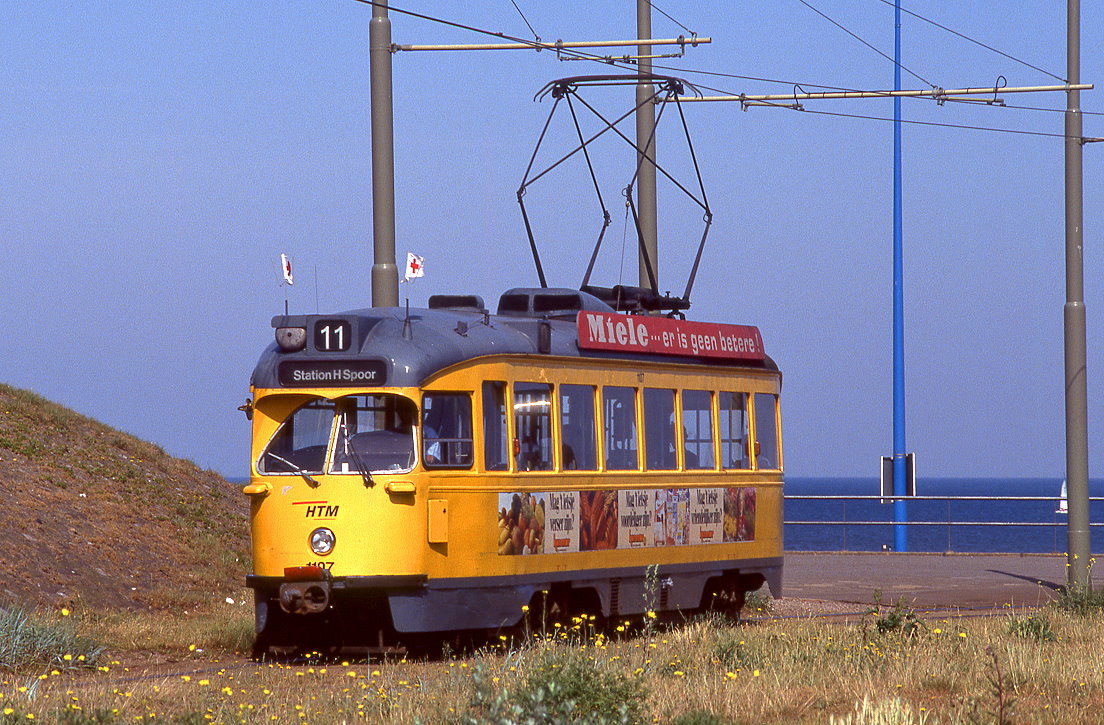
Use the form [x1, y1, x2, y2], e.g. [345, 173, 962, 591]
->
[782, 552, 1098, 608]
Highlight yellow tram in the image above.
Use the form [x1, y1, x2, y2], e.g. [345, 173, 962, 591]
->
[244, 286, 782, 653]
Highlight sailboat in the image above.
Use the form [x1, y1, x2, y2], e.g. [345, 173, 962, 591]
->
[1057, 480, 1068, 514]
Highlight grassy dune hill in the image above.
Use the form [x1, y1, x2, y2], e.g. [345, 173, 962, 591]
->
[0, 383, 248, 610]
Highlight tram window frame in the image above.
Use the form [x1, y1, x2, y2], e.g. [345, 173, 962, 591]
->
[681, 389, 716, 470]
[513, 383, 554, 472]
[258, 397, 337, 475]
[421, 392, 474, 469]
[753, 392, 781, 471]
[719, 391, 750, 470]
[643, 388, 677, 471]
[330, 394, 418, 474]
[602, 386, 639, 471]
[559, 384, 598, 471]
[482, 381, 509, 472]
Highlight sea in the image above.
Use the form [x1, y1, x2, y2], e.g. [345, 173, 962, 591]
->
[785, 477, 1104, 554]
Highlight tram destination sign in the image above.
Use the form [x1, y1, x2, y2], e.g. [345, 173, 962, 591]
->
[577, 311, 764, 362]
[278, 359, 387, 387]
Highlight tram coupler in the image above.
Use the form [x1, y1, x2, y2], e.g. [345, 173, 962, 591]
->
[278, 566, 332, 615]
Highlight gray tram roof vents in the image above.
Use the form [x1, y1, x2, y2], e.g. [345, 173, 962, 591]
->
[428, 294, 487, 313]
[497, 287, 613, 320]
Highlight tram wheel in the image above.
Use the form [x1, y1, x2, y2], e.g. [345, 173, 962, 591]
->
[702, 577, 748, 623]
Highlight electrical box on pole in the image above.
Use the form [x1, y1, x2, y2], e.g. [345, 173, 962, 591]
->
[880, 453, 915, 501]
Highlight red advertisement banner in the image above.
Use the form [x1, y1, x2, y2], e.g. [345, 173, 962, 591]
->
[576, 311, 764, 361]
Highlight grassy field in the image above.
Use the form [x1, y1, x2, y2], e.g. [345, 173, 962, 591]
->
[2, 591, 1104, 724]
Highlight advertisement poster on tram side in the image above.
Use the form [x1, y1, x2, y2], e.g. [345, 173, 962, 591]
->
[723, 487, 756, 542]
[580, 490, 618, 550]
[496, 492, 546, 556]
[688, 487, 724, 545]
[616, 489, 655, 549]
[544, 490, 580, 553]
[654, 488, 690, 546]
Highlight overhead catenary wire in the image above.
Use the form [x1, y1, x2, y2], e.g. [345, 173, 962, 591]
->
[508, 0, 540, 42]
[350, 0, 1097, 142]
[796, 0, 936, 89]
[759, 104, 1082, 141]
[868, 0, 1066, 83]
[647, 0, 696, 38]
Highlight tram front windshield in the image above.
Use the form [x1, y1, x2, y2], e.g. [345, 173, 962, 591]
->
[331, 394, 417, 473]
[258, 394, 417, 475]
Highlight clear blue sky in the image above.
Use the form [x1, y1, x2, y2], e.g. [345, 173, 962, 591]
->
[2, 1, 1099, 480]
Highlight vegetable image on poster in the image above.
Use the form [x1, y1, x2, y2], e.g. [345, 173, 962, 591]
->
[496, 492, 546, 555]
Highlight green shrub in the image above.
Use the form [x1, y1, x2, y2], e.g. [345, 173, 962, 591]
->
[1052, 581, 1104, 616]
[0, 607, 102, 672]
[461, 645, 647, 724]
[744, 587, 773, 615]
[868, 593, 923, 637]
[712, 632, 765, 670]
[1007, 613, 1057, 642]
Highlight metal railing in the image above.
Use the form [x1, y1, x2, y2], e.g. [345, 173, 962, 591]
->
[784, 494, 1104, 553]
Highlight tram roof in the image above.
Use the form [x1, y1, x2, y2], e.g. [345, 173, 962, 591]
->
[251, 288, 777, 390]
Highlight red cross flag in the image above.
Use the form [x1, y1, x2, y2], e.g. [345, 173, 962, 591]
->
[404, 252, 425, 282]
[280, 254, 294, 285]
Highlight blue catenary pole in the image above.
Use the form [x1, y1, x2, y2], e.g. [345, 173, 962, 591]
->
[892, 0, 908, 552]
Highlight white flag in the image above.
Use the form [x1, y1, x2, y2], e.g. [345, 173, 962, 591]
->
[280, 254, 294, 285]
[404, 252, 425, 281]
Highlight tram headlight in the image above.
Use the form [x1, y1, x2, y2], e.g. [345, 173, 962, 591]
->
[275, 327, 307, 352]
[309, 528, 336, 556]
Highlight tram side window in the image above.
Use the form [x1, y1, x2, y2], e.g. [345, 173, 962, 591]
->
[483, 382, 509, 471]
[682, 390, 715, 470]
[514, 383, 553, 471]
[754, 393, 780, 470]
[643, 388, 677, 470]
[422, 393, 473, 468]
[719, 392, 750, 469]
[331, 394, 417, 473]
[603, 386, 638, 470]
[560, 384, 597, 470]
[259, 398, 335, 474]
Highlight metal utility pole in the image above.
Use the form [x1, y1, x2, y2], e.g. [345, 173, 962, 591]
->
[636, 0, 659, 289]
[1064, 0, 1091, 590]
[891, 0, 908, 552]
[370, 0, 399, 307]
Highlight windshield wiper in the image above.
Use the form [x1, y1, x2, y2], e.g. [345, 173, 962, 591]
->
[340, 419, 376, 488]
[264, 452, 321, 488]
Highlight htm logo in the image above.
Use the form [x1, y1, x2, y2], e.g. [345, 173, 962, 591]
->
[294, 501, 340, 518]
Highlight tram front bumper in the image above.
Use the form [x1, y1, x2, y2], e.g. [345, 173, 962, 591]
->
[278, 580, 331, 615]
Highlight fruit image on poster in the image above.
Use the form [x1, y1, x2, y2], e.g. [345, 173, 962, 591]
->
[496, 492, 546, 555]
[723, 487, 756, 542]
[617, 489, 654, 548]
[580, 490, 618, 550]
[654, 488, 690, 546]
[688, 487, 724, 545]
[545, 490, 580, 553]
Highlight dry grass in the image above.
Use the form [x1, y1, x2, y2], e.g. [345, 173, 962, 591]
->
[2, 603, 1104, 723]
